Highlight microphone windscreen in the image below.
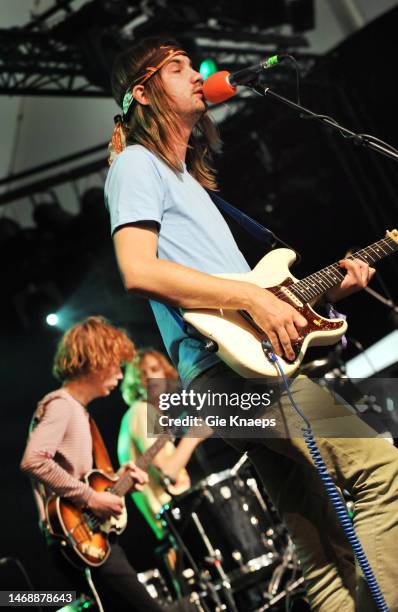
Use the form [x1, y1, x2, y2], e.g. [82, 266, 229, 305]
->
[202, 71, 237, 104]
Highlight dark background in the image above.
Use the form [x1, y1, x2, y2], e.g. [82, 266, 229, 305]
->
[1, 4, 398, 601]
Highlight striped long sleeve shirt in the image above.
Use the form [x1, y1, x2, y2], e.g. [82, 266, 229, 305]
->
[20, 388, 94, 525]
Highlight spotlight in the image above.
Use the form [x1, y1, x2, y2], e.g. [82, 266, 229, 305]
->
[46, 313, 59, 326]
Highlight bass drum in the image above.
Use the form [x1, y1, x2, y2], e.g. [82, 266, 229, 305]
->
[160, 467, 281, 579]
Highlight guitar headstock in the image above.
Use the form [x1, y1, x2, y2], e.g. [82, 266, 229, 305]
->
[386, 229, 398, 244]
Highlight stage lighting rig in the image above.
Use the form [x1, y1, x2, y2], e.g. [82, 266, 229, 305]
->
[132, 0, 314, 36]
[0, 0, 313, 97]
[0, 0, 138, 97]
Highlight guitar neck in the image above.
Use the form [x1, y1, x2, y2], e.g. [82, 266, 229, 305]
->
[111, 434, 170, 497]
[292, 233, 398, 303]
[136, 434, 171, 472]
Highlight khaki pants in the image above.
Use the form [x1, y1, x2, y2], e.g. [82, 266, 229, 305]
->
[191, 367, 398, 611]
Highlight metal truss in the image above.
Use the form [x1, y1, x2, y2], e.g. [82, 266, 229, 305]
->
[0, 27, 109, 98]
[0, 25, 315, 98]
[0, 0, 320, 204]
[0, 0, 140, 97]
[0, 0, 315, 98]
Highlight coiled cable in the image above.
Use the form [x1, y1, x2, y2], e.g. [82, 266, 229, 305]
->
[262, 340, 389, 611]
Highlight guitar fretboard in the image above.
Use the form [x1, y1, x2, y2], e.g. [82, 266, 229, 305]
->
[290, 236, 398, 303]
[111, 433, 170, 497]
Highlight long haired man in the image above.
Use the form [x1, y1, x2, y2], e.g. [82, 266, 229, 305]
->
[105, 37, 398, 610]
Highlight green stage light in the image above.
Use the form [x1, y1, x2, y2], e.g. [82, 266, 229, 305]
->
[199, 58, 218, 80]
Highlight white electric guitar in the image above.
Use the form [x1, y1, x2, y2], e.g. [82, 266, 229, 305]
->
[183, 230, 398, 378]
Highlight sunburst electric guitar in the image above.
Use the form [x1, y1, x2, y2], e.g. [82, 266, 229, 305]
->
[45, 432, 175, 567]
[183, 230, 398, 378]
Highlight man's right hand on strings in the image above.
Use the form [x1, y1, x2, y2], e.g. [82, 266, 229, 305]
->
[247, 287, 308, 361]
[87, 490, 124, 519]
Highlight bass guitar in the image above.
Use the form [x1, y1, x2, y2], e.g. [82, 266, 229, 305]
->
[45, 432, 172, 567]
[183, 230, 398, 378]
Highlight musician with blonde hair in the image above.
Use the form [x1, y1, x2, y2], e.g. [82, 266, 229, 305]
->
[21, 316, 162, 612]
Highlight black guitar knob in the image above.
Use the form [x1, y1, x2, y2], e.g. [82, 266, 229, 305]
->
[204, 339, 218, 353]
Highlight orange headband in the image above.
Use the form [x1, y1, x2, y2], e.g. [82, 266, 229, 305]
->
[109, 45, 187, 166]
[122, 46, 187, 117]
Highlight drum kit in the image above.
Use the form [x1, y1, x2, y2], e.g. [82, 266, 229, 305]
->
[138, 351, 396, 611]
[154, 456, 307, 611]
[138, 331, 398, 610]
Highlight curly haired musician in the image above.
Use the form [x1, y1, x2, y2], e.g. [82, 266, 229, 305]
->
[104, 37, 398, 610]
[20, 316, 163, 612]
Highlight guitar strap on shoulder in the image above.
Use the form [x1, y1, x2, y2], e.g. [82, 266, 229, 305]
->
[210, 192, 301, 259]
[209, 192, 276, 245]
[89, 417, 114, 475]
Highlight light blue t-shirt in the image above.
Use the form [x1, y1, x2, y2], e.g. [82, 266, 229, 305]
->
[105, 145, 250, 386]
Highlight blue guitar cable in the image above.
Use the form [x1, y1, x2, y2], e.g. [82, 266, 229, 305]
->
[262, 340, 389, 611]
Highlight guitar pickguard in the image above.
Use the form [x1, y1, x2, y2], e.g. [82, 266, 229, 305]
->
[183, 248, 348, 378]
[267, 278, 345, 359]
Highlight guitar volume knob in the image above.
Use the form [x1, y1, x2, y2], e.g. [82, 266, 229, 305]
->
[204, 339, 218, 353]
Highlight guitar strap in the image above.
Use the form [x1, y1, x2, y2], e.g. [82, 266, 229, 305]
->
[89, 417, 115, 475]
[209, 192, 275, 245]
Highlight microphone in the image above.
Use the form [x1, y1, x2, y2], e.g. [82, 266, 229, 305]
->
[203, 55, 284, 104]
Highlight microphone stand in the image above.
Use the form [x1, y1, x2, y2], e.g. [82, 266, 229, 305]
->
[255, 86, 398, 164]
[254, 84, 398, 320]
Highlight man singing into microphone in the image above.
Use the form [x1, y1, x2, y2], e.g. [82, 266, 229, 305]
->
[104, 36, 398, 611]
